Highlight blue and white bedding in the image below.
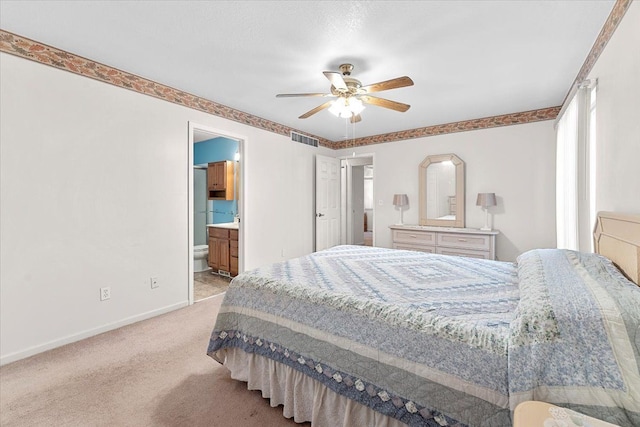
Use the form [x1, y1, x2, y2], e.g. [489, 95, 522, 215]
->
[207, 245, 640, 426]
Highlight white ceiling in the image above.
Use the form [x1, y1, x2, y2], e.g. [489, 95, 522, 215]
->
[0, 1, 615, 142]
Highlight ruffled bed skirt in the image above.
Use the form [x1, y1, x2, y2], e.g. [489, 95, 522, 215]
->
[215, 347, 406, 427]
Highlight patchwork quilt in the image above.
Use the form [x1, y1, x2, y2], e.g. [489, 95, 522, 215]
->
[207, 245, 640, 426]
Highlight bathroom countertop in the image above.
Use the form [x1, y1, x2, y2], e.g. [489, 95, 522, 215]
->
[206, 222, 239, 230]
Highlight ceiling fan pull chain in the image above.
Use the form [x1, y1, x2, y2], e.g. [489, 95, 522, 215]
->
[352, 119, 356, 151]
[345, 116, 352, 151]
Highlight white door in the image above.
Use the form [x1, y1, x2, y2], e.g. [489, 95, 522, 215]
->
[315, 154, 341, 251]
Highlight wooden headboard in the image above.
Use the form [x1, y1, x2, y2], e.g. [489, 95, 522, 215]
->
[594, 211, 640, 286]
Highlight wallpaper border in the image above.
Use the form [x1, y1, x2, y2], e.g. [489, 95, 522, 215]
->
[0, 0, 631, 150]
[0, 30, 333, 148]
[568, 0, 632, 101]
[331, 107, 562, 149]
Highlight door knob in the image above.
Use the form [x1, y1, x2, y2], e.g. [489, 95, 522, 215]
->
[316, 213, 325, 217]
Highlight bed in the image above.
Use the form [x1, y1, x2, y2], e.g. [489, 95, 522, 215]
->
[207, 212, 640, 426]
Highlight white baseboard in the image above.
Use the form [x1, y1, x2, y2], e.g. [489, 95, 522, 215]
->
[0, 301, 189, 366]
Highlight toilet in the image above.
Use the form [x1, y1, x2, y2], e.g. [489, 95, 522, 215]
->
[194, 245, 210, 272]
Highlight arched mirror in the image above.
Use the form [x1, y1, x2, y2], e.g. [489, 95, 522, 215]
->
[419, 154, 465, 227]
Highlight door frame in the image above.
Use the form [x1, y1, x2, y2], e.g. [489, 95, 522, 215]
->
[188, 121, 246, 305]
[339, 153, 375, 247]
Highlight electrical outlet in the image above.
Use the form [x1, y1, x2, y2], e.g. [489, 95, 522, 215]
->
[100, 287, 111, 301]
[150, 277, 159, 289]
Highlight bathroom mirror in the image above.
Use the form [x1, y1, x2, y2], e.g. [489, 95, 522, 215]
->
[419, 153, 465, 227]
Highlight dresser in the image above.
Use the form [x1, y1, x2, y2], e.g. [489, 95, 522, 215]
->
[390, 225, 499, 260]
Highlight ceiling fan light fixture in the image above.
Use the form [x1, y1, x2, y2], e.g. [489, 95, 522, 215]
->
[329, 97, 365, 118]
[329, 97, 349, 117]
[350, 98, 365, 115]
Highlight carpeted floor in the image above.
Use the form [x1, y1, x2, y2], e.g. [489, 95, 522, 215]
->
[0, 294, 310, 427]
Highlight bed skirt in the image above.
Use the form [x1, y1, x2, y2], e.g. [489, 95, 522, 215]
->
[215, 347, 406, 427]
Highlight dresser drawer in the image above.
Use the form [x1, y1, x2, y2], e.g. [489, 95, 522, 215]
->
[209, 227, 230, 239]
[436, 247, 491, 259]
[391, 226, 498, 261]
[393, 243, 435, 254]
[392, 230, 436, 246]
[229, 239, 238, 257]
[437, 232, 492, 251]
[230, 229, 239, 240]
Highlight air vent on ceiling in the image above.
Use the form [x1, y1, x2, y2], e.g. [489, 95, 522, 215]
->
[291, 131, 318, 147]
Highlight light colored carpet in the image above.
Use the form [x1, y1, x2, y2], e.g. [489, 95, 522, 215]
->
[0, 294, 310, 427]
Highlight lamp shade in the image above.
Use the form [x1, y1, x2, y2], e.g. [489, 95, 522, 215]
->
[393, 194, 409, 207]
[476, 193, 497, 208]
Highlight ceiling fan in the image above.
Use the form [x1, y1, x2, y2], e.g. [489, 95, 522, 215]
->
[276, 63, 414, 123]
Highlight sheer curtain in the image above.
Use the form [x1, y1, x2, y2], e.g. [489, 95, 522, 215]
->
[555, 80, 597, 251]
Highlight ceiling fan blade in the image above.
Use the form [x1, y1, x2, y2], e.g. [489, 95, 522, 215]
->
[299, 101, 334, 119]
[276, 93, 332, 98]
[350, 114, 362, 124]
[323, 71, 347, 91]
[361, 76, 414, 93]
[360, 95, 410, 112]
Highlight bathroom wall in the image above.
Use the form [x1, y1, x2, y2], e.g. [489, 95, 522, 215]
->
[194, 136, 239, 224]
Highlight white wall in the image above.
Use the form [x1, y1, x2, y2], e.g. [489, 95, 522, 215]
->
[336, 120, 558, 261]
[587, 2, 640, 214]
[0, 53, 330, 364]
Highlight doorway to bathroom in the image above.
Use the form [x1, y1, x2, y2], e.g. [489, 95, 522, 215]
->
[188, 122, 244, 304]
[192, 165, 231, 301]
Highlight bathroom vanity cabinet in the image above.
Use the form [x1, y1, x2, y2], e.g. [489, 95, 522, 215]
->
[207, 161, 235, 200]
[229, 229, 238, 276]
[208, 225, 239, 277]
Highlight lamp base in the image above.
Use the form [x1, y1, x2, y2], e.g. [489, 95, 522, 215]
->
[480, 208, 492, 231]
[396, 209, 404, 226]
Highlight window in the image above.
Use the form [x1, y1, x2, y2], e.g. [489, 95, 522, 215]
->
[555, 80, 597, 251]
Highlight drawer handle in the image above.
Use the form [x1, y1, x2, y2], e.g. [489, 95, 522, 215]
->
[457, 239, 467, 242]
[409, 235, 417, 238]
